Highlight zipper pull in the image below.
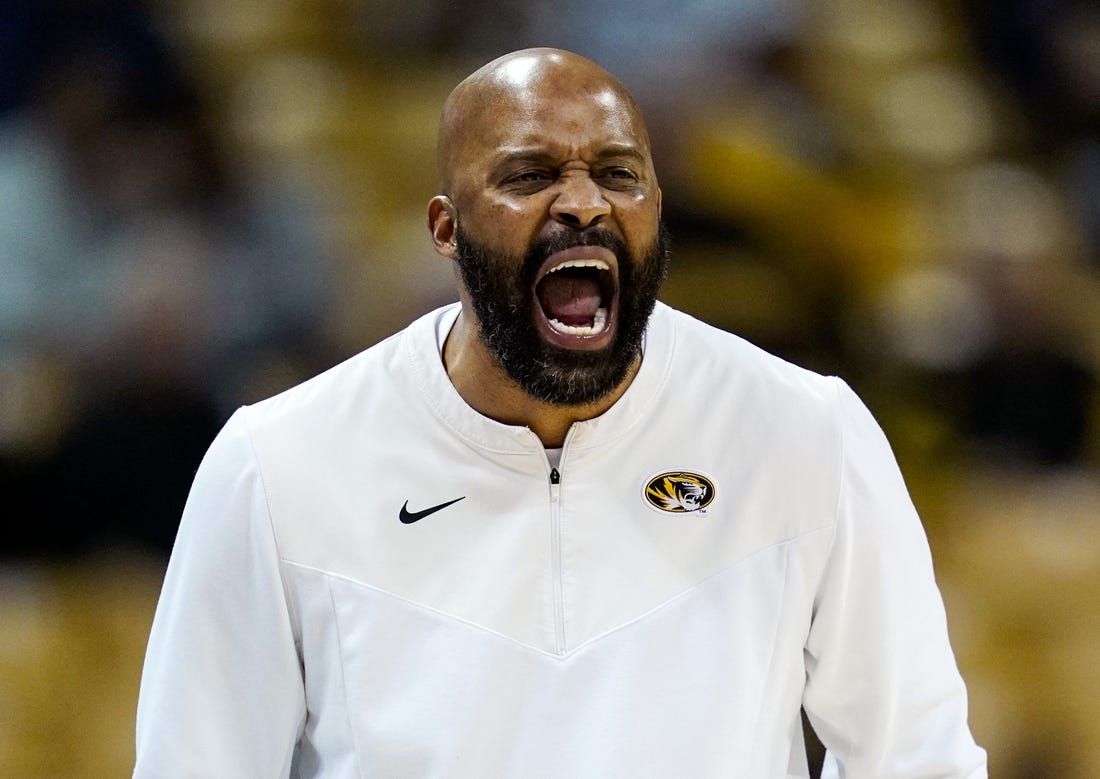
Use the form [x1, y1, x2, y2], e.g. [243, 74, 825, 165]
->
[549, 468, 561, 485]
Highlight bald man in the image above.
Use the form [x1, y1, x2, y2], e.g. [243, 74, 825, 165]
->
[135, 49, 986, 778]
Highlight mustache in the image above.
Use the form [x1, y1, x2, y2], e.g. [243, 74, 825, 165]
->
[528, 227, 625, 258]
[522, 228, 628, 281]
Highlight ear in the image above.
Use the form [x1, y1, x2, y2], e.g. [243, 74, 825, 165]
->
[428, 195, 458, 259]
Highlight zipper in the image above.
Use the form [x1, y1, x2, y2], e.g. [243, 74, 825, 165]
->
[548, 465, 566, 655]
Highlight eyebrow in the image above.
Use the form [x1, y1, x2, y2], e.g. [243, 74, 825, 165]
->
[593, 144, 648, 164]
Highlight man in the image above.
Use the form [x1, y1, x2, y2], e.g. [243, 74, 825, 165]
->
[135, 49, 987, 777]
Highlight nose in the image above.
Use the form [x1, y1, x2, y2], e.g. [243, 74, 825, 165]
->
[550, 173, 611, 229]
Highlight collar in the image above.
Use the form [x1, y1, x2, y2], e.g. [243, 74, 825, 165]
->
[404, 302, 676, 455]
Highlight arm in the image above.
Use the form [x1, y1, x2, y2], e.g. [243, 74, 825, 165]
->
[134, 410, 306, 778]
[803, 380, 986, 778]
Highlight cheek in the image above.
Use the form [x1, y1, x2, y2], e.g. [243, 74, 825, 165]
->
[617, 196, 661, 246]
[613, 184, 659, 215]
[467, 198, 543, 248]
[635, 189, 661, 215]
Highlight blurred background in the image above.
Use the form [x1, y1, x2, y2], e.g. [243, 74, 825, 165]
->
[0, 0, 1097, 775]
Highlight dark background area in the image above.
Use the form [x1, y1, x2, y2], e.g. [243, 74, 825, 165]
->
[1, 0, 1097, 774]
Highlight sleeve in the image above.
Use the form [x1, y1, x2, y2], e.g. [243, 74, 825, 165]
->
[803, 380, 987, 778]
[134, 409, 306, 778]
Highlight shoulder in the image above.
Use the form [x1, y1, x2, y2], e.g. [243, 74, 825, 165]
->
[628, 304, 852, 542]
[239, 304, 455, 441]
[655, 307, 907, 506]
[655, 303, 841, 414]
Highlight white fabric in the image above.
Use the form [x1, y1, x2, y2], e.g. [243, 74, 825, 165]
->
[135, 302, 986, 778]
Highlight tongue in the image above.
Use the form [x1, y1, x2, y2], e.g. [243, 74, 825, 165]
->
[537, 274, 602, 326]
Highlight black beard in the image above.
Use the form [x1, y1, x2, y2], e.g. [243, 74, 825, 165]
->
[453, 222, 671, 406]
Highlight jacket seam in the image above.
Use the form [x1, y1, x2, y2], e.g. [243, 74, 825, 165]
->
[325, 574, 367, 779]
[287, 560, 566, 660]
[812, 376, 852, 769]
[821, 377, 846, 582]
[567, 523, 832, 656]
[239, 407, 303, 652]
[744, 541, 791, 763]
[284, 523, 833, 663]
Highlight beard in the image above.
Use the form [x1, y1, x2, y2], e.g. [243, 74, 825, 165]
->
[453, 221, 671, 406]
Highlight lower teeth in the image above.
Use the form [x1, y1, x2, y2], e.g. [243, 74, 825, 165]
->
[549, 307, 608, 336]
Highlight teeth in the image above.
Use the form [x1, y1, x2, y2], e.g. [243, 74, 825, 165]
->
[546, 258, 610, 274]
[549, 307, 608, 336]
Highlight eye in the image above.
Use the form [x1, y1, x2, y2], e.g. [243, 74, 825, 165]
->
[598, 167, 640, 189]
[503, 168, 554, 189]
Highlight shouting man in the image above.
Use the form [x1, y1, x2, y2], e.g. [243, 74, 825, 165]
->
[135, 48, 987, 778]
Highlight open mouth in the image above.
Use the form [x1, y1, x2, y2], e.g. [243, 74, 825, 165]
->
[533, 247, 618, 347]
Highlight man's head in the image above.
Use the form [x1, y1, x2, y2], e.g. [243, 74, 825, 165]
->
[428, 48, 669, 406]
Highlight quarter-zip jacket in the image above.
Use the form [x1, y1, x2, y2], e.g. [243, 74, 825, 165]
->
[135, 303, 986, 778]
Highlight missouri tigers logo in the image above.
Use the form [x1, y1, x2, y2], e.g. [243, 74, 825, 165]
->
[643, 471, 715, 514]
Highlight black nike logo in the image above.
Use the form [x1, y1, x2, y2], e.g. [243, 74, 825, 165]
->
[399, 496, 465, 524]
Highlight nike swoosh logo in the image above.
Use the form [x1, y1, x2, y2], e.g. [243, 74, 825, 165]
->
[399, 496, 465, 524]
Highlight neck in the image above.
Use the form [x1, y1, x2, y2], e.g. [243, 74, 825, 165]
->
[442, 311, 638, 447]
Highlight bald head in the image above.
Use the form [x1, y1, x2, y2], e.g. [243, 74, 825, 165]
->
[437, 48, 652, 194]
[425, 48, 666, 414]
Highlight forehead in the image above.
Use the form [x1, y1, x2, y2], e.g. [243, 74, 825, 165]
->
[466, 78, 650, 165]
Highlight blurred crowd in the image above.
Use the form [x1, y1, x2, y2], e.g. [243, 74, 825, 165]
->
[0, 0, 335, 554]
[0, 0, 1097, 776]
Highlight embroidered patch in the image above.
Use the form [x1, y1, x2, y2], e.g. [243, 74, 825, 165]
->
[643, 471, 715, 514]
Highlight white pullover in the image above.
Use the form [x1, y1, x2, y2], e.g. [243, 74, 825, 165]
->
[135, 303, 987, 778]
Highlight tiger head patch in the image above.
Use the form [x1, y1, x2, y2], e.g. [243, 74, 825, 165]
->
[643, 471, 715, 514]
